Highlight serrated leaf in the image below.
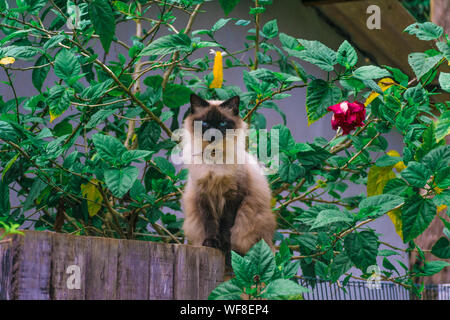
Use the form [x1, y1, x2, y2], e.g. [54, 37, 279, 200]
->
[408, 53, 442, 80]
[208, 280, 243, 300]
[311, 209, 352, 230]
[401, 196, 436, 243]
[218, 0, 241, 16]
[54, 49, 81, 82]
[400, 161, 431, 188]
[32, 55, 50, 92]
[289, 39, 336, 72]
[359, 194, 404, 216]
[439, 72, 450, 92]
[231, 251, 256, 286]
[163, 84, 192, 108]
[431, 237, 450, 259]
[337, 40, 357, 68]
[404, 22, 443, 41]
[92, 133, 127, 165]
[104, 166, 139, 198]
[140, 33, 191, 56]
[344, 231, 379, 272]
[353, 66, 391, 80]
[244, 239, 276, 283]
[305, 79, 341, 125]
[89, 0, 116, 53]
[261, 279, 309, 299]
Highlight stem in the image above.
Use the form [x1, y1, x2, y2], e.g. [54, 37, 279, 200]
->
[3, 67, 20, 124]
[253, 0, 260, 70]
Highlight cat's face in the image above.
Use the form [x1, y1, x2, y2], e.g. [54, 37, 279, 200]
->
[183, 94, 246, 164]
[186, 94, 243, 137]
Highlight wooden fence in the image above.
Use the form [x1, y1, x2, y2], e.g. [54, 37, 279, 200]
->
[0, 231, 224, 300]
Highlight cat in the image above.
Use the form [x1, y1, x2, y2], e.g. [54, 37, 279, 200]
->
[181, 93, 276, 263]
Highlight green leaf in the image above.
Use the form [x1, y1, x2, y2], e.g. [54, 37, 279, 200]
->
[382, 257, 398, 273]
[261, 279, 308, 299]
[408, 53, 442, 80]
[279, 33, 298, 50]
[330, 253, 353, 282]
[231, 251, 256, 286]
[0, 121, 18, 142]
[375, 154, 402, 167]
[404, 22, 443, 41]
[140, 33, 191, 56]
[244, 240, 276, 283]
[279, 162, 304, 183]
[137, 121, 161, 151]
[81, 79, 114, 100]
[289, 39, 336, 72]
[43, 34, 67, 51]
[359, 194, 404, 216]
[438, 72, 450, 92]
[0, 180, 10, 213]
[86, 108, 118, 129]
[92, 133, 127, 165]
[401, 196, 436, 243]
[311, 209, 352, 230]
[305, 79, 341, 125]
[153, 157, 175, 178]
[104, 166, 139, 198]
[422, 260, 450, 276]
[352, 66, 391, 80]
[337, 40, 357, 68]
[437, 41, 450, 60]
[400, 161, 431, 188]
[211, 18, 231, 32]
[163, 84, 192, 108]
[32, 55, 50, 92]
[421, 145, 450, 173]
[262, 19, 278, 39]
[435, 111, 450, 142]
[344, 231, 379, 272]
[431, 237, 450, 259]
[121, 150, 152, 165]
[432, 161, 448, 188]
[218, 0, 241, 16]
[54, 49, 81, 82]
[89, 0, 116, 53]
[1, 45, 41, 60]
[208, 280, 243, 300]
[47, 85, 72, 118]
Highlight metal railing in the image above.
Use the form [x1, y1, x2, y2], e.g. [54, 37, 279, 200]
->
[297, 278, 450, 300]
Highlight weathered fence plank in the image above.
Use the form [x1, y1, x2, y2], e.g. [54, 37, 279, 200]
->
[14, 231, 52, 300]
[149, 242, 175, 300]
[0, 239, 13, 300]
[0, 231, 224, 300]
[51, 233, 89, 300]
[174, 244, 200, 299]
[116, 238, 151, 300]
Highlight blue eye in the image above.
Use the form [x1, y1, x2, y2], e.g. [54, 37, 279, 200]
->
[202, 121, 208, 127]
[219, 121, 227, 127]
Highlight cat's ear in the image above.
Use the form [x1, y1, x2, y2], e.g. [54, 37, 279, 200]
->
[190, 93, 209, 114]
[220, 96, 240, 116]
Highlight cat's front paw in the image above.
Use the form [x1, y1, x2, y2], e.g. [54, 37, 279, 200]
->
[203, 238, 220, 248]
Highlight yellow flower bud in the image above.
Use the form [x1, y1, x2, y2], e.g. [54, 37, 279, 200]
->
[0, 57, 15, 65]
[209, 51, 223, 89]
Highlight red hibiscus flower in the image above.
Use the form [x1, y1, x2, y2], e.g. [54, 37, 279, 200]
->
[327, 101, 366, 134]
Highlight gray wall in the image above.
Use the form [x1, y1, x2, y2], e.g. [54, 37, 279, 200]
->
[0, 0, 408, 277]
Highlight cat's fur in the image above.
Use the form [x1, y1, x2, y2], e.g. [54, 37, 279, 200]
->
[182, 94, 276, 260]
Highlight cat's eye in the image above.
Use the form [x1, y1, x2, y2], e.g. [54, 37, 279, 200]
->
[202, 121, 208, 127]
[219, 121, 227, 127]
